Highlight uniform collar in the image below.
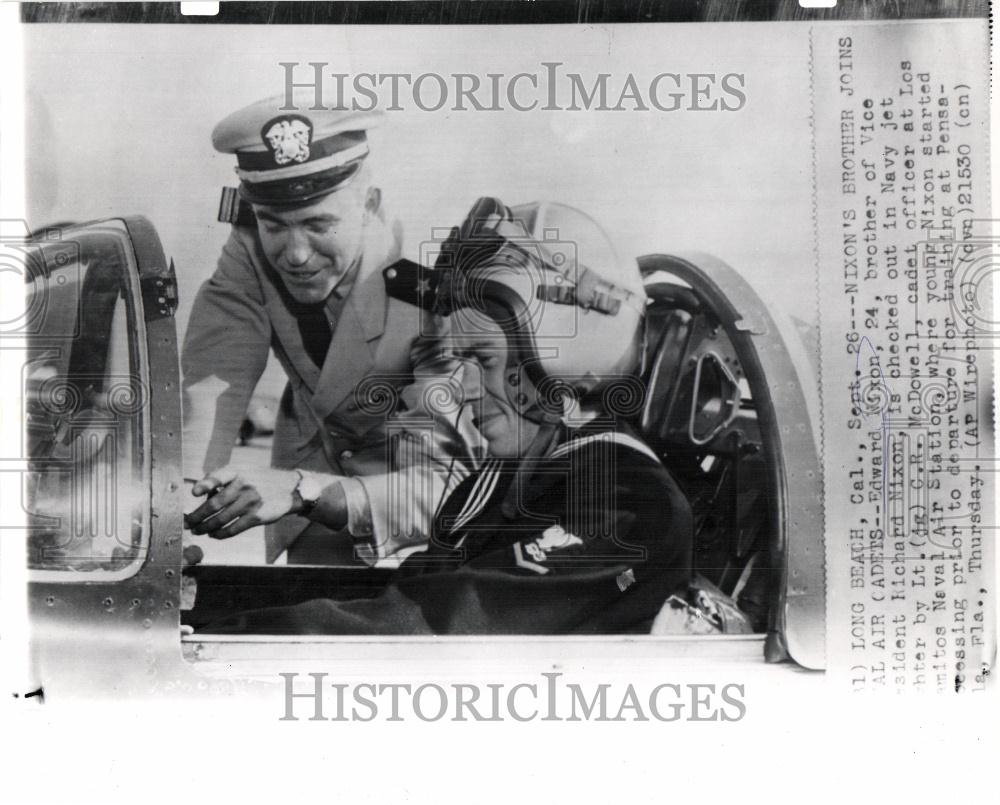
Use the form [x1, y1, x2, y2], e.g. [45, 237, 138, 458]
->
[514, 419, 640, 503]
[336, 212, 400, 343]
[307, 212, 401, 417]
[326, 255, 359, 304]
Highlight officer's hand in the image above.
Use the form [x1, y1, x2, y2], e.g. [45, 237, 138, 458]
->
[184, 466, 301, 539]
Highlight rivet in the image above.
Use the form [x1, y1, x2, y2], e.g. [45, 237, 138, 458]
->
[103, 597, 114, 608]
[165, 568, 175, 578]
[45, 595, 55, 606]
[142, 619, 153, 629]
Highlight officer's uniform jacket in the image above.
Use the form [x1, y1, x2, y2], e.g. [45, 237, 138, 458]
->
[206, 423, 694, 634]
[182, 214, 476, 563]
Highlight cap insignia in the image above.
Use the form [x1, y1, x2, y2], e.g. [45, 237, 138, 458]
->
[261, 114, 313, 166]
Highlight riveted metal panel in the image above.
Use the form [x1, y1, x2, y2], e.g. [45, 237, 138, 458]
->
[28, 217, 192, 698]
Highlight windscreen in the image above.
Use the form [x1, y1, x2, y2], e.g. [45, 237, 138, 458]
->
[25, 225, 149, 576]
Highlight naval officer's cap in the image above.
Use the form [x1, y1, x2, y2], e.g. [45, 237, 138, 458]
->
[213, 91, 384, 207]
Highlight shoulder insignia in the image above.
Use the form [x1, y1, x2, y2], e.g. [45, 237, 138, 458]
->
[513, 525, 583, 574]
[217, 187, 256, 226]
[383, 259, 441, 311]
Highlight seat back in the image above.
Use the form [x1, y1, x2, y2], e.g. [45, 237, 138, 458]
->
[634, 280, 771, 631]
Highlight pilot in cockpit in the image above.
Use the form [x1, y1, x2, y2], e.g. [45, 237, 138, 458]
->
[188, 198, 695, 634]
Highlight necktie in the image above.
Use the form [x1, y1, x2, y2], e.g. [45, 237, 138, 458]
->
[295, 303, 333, 368]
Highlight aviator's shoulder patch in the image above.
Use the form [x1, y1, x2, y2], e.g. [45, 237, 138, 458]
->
[513, 525, 583, 575]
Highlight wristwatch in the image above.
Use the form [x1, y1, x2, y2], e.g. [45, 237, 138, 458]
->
[293, 469, 323, 516]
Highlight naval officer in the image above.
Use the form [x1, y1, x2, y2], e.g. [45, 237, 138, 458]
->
[182, 94, 476, 564]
